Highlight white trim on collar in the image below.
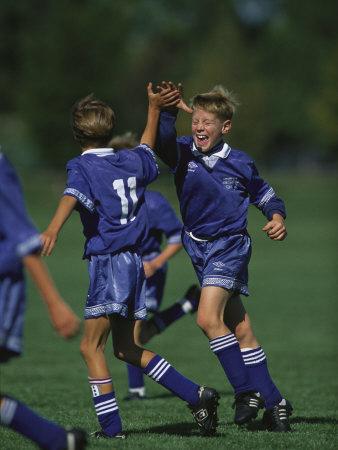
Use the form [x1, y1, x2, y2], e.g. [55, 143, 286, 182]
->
[192, 142, 230, 159]
[81, 148, 115, 157]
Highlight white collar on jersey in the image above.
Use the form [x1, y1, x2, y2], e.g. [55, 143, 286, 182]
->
[81, 148, 115, 157]
[192, 142, 230, 169]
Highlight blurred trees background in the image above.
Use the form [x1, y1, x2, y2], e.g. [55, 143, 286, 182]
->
[1, 0, 337, 169]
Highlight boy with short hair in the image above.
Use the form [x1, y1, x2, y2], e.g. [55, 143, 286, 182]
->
[0, 153, 87, 450]
[154, 83, 293, 432]
[41, 84, 219, 438]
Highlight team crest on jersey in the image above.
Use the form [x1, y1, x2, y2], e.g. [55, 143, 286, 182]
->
[188, 161, 198, 172]
[222, 177, 240, 190]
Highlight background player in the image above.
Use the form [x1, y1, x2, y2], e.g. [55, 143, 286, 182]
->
[110, 132, 201, 400]
[154, 82, 293, 432]
[0, 153, 87, 450]
[41, 84, 219, 439]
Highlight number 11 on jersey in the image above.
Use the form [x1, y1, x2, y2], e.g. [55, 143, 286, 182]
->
[112, 177, 138, 224]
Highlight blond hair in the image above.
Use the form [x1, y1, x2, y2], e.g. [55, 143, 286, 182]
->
[72, 94, 116, 148]
[192, 85, 239, 121]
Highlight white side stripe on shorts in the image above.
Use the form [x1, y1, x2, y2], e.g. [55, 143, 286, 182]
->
[210, 333, 238, 353]
[147, 358, 171, 381]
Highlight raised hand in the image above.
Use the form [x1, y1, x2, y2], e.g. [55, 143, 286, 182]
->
[147, 82, 180, 110]
[157, 81, 193, 113]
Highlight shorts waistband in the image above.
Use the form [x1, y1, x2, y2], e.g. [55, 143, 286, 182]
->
[185, 229, 248, 242]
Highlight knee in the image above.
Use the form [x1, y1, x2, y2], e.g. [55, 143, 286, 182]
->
[196, 313, 222, 336]
[80, 337, 105, 361]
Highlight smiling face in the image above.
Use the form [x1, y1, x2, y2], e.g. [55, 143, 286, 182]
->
[191, 108, 231, 152]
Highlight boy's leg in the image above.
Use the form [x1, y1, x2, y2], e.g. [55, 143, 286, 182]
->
[80, 316, 123, 438]
[110, 315, 219, 436]
[142, 284, 200, 344]
[125, 320, 146, 400]
[197, 286, 259, 425]
[224, 295, 292, 431]
[0, 394, 87, 450]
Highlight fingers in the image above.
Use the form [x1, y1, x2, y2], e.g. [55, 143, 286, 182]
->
[57, 317, 81, 339]
[147, 82, 154, 95]
[262, 221, 287, 241]
[41, 237, 56, 256]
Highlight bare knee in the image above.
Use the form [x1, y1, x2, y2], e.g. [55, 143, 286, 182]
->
[196, 313, 226, 337]
[80, 336, 105, 361]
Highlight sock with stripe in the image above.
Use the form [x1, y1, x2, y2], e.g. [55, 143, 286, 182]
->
[0, 395, 67, 450]
[241, 347, 283, 408]
[89, 377, 122, 437]
[126, 364, 146, 396]
[210, 333, 254, 395]
[144, 354, 200, 405]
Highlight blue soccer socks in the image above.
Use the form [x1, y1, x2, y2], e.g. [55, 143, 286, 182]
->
[144, 354, 200, 405]
[89, 377, 122, 437]
[0, 395, 67, 450]
[210, 333, 254, 395]
[241, 347, 283, 409]
[126, 364, 146, 397]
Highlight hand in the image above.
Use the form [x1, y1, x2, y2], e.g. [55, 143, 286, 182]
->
[262, 214, 287, 241]
[143, 260, 158, 278]
[147, 82, 180, 110]
[41, 229, 58, 256]
[157, 81, 193, 113]
[47, 299, 81, 339]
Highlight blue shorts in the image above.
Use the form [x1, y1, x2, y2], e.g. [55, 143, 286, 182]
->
[85, 252, 146, 320]
[144, 264, 167, 313]
[0, 272, 26, 362]
[182, 232, 251, 296]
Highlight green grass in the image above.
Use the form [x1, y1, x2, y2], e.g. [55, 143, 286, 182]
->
[1, 169, 338, 449]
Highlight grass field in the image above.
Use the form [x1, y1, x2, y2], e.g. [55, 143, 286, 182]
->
[1, 169, 337, 449]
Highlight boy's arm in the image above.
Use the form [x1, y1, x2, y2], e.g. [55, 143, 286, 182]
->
[143, 242, 182, 278]
[41, 195, 77, 256]
[24, 254, 80, 338]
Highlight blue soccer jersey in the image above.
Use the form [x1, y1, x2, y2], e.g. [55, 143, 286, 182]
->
[63, 145, 159, 258]
[156, 111, 286, 239]
[0, 154, 41, 276]
[141, 190, 182, 259]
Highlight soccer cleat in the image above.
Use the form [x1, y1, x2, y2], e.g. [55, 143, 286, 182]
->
[183, 284, 201, 313]
[124, 390, 146, 401]
[65, 428, 87, 450]
[233, 391, 264, 425]
[188, 386, 220, 436]
[91, 430, 126, 439]
[262, 399, 293, 432]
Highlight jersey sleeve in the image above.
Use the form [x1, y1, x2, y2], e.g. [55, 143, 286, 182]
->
[134, 144, 159, 185]
[63, 159, 95, 212]
[247, 161, 286, 220]
[152, 193, 182, 244]
[155, 110, 180, 170]
[0, 155, 41, 274]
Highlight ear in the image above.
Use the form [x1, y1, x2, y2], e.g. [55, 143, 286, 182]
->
[222, 120, 232, 135]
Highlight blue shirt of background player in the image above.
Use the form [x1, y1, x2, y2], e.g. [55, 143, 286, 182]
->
[0, 154, 41, 277]
[141, 190, 182, 259]
[63, 145, 159, 258]
[156, 110, 286, 239]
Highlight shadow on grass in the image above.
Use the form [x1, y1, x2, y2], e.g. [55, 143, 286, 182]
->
[128, 421, 222, 437]
[238, 416, 338, 432]
[123, 390, 233, 402]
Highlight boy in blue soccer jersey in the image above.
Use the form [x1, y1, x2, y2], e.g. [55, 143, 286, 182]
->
[0, 154, 87, 449]
[154, 82, 293, 432]
[110, 133, 201, 400]
[41, 84, 219, 439]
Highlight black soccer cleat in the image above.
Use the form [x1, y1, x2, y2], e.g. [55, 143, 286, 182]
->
[233, 391, 264, 425]
[183, 284, 201, 313]
[91, 430, 126, 439]
[188, 386, 220, 436]
[262, 399, 293, 432]
[124, 390, 146, 401]
[65, 428, 87, 450]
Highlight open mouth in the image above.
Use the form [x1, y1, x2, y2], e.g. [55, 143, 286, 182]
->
[195, 134, 209, 146]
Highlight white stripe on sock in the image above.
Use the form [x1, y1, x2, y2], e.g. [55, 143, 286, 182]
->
[153, 363, 171, 381]
[242, 350, 265, 361]
[244, 355, 266, 365]
[96, 406, 119, 416]
[210, 334, 236, 344]
[0, 398, 17, 425]
[151, 361, 170, 380]
[95, 398, 117, 408]
[148, 358, 165, 376]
